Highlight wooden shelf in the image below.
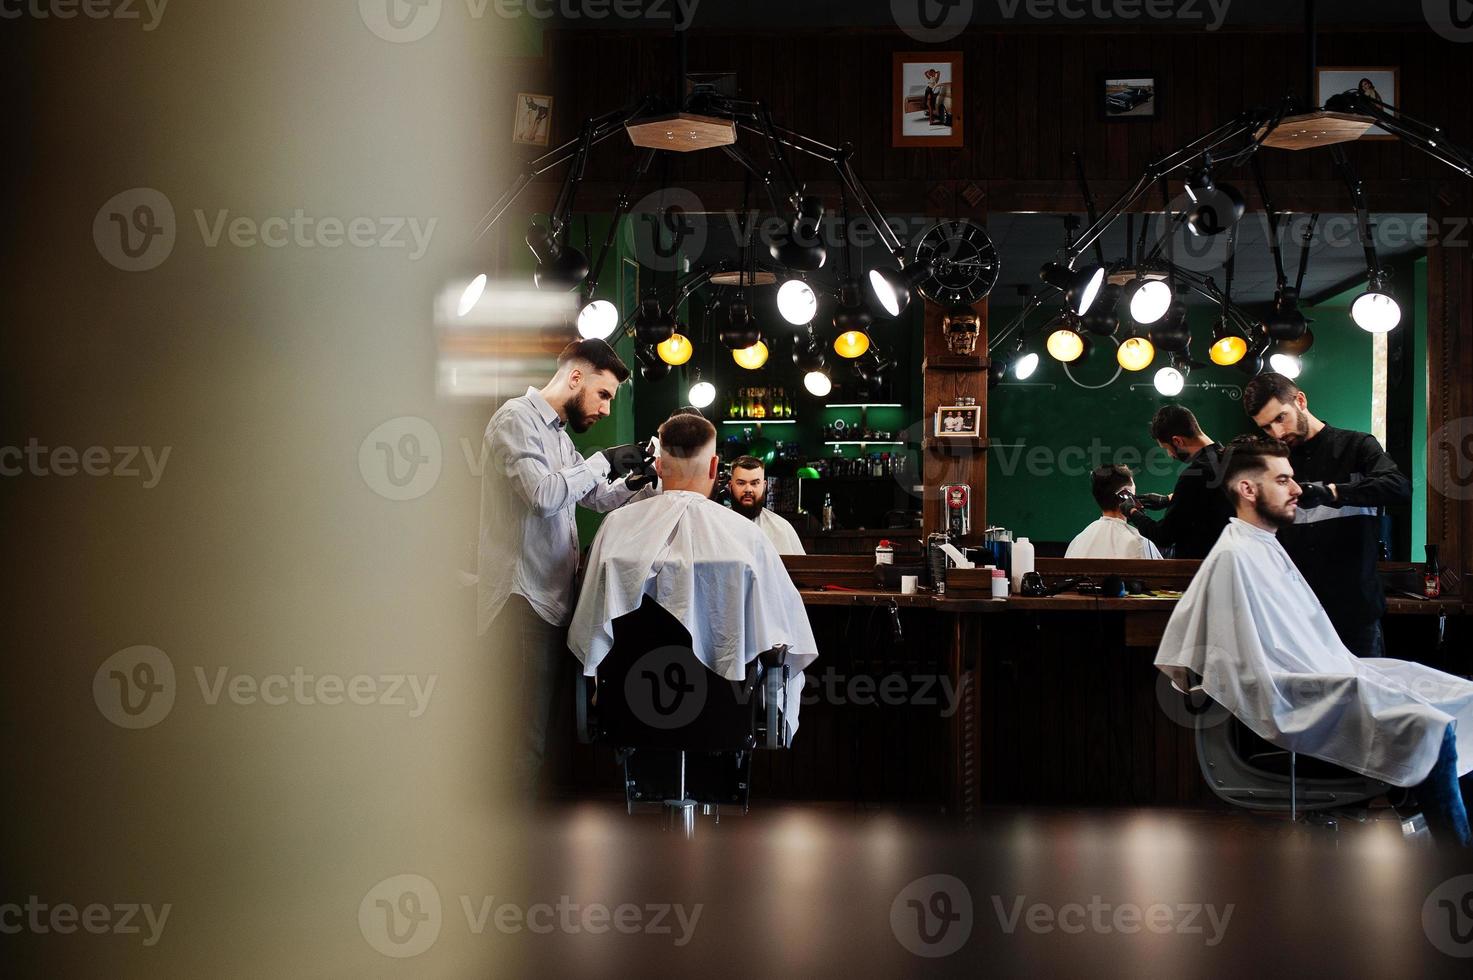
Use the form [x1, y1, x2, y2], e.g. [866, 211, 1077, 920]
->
[923, 354, 989, 372]
[923, 436, 989, 452]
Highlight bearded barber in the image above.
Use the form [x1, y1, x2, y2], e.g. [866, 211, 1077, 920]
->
[1242, 373, 1411, 657]
[727, 455, 805, 555]
[1120, 405, 1233, 559]
[478, 339, 656, 792]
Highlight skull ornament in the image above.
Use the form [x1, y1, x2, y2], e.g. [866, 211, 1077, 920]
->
[941, 307, 980, 355]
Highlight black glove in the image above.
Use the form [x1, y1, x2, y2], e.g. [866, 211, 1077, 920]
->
[601, 442, 657, 489]
[1297, 481, 1336, 509]
[1137, 492, 1171, 510]
[1116, 491, 1140, 518]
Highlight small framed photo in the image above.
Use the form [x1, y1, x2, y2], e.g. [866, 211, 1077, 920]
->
[893, 52, 963, 148]
[1317, 67, 1398, 139]
[935, 405, 982, 438]
[512, 92, 553, 146]
[1100, 72, 1160, 121]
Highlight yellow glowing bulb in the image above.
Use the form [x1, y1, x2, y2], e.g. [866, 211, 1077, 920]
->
[656, 333, 693, 366]
[1046, 328, 1084, 363]
[732, 340, 769, 370]
[1117, 335, 1155, 371]
[1209, 335, 1248, 366]
[833, 330, 871, 359]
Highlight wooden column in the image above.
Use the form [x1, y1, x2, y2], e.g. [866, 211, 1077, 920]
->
[1427, 182, 1473, 597]
[921, 301, 990, 544]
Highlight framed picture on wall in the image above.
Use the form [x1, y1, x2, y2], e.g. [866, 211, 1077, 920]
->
[1317, 67, 1398, 139]
[512, 92, 553, 146]
[934, 404, 982, 438]
[893, 52, 963, 148]
[1099, 71, 1160, 121]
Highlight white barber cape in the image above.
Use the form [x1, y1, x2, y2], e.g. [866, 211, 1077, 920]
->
[753, 507, 805, 555]
[1155, 518, 1473, 786]
[569, 490, 819, 737]
[1065, 516, 1163, 560]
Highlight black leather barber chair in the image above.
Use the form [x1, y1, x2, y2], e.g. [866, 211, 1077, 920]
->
[576, 595, 791, 837]
[1180, 672, 1426, 839]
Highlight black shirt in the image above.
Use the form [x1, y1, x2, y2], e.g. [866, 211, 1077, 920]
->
[1130, 442, 1234, 559]
[1277, 424, 1411, 630]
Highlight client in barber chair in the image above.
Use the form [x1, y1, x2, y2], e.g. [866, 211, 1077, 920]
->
[1155, 435, 1473, 845]
[568, 411, 819, 742]
[1065, 464, 1164, 560]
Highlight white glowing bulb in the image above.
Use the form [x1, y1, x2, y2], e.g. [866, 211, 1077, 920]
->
[1014, 351, 1040, 380]
[803, 369, 832, 397]
[457, 273, 488, 317]
[1154, 365, 1185, 396]
[1128, 279, 1172, 325]
[777, 279, 818, 326]
[688, 380, 716, 408]
[576, 299, 619, 339]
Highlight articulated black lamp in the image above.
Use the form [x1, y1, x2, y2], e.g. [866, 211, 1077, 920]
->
[1183, 155, 1246, 237]
[769, 196, 828, 271]
[1082, 283, 1121, 336]
[1045, 314, 1089, 363]
[635, 343, 670, 382]
[718, 297, 760, 349]
[526, 223, 590, 291]
[633, 298, 675, 345]
[866, 260, 933, 318]
[1148, 303, 1191, 353]
[1351, 273, 1401, 333]
[1040, 261, 1106, 317]
[1122, 275, 1172, 325]
[792, 327, 826, 373]
[1208, 316, 1249, 366]
[1264, 287, 1308, 341]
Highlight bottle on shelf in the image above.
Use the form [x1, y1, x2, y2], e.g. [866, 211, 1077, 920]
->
[821, 493, 835, 531]
[1425, 543, 1442, 598]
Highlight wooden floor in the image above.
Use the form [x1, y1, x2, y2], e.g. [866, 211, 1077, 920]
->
[491, 800, 1473, 978]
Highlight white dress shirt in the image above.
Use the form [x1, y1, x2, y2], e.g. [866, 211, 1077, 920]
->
[568, 490, 819, 738]
[477, 387, 644, 632]
[753, 507, 806, 555]
[1065, 516, 1163, 560]
[1156, 519, 1473, 786]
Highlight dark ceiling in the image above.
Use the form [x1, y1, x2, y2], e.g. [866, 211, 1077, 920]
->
[547, 0, 1431, 31]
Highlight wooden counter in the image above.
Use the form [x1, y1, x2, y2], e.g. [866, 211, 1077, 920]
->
[780, 554, 1469, 823]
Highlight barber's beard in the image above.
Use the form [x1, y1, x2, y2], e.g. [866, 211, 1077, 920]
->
[731, 492, 765, 519]
[1253, 495, 1297, 530]
[565, 390, 597, 433]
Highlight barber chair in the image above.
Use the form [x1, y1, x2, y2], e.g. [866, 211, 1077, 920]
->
[575, 595, 792, 837]
[1181, 674, 1428, 840]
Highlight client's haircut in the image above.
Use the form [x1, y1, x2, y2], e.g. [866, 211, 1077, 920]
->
[657, 412, 717, 458]
[1242, 372, 1300, 417]
[556, 338, 630, 383]
[1219, 434, 1290, 500]
[731, 455, 765, 474]
[1090, 464, 1135, 511]
[1149, 404, 1204, 442]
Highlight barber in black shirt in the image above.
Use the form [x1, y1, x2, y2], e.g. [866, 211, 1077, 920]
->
[1242, 373, 1411, 657]
[1121, 405, 1234, 559]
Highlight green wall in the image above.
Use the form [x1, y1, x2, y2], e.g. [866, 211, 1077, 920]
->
[986, 304, 1378, 546]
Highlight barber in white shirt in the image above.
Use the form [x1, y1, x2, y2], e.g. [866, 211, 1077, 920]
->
[478, 339, 655, 792]
[727, 455, 805, 555]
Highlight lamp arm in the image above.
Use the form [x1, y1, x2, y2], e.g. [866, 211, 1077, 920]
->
[469, 98, 656, 243]
[1068, 108, 1273, 261]
[1293, 212, 1319, 295]
[1329, 144, 1381, 280]
[1250, 152, 1289, 293]
[732, 113, 908, 259]
[583, 147, 658, 301]
[1326, 92, 1473, 180]
[1073, 151, 1107, 269]
[717, 142, 790, 216]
